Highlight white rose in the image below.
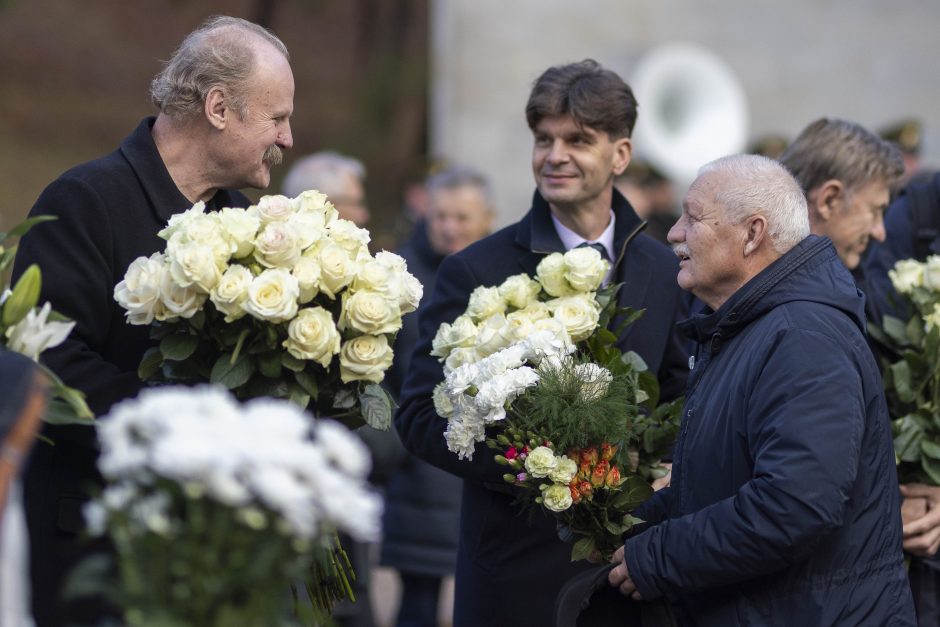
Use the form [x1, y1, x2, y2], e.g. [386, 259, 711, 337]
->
[575, 362, 613, 402]
[498, 274, 542, 309]
[114, 253, 169, 325]
[467, 286, 506, 321]
[158, 201, 207, 241]
[547, 294, 600, 342]
[541, 483, 573, 512]
[351, 258, 393, 294]
[397, 271, 424, 315]
[292, 256, 321, 303]
[549, 456, 578, 485]
[327, 219, 371, 260]
[524, 446, 558, 478]
[444, 347, 481, 372]
[432, 383, 454, 418]
[474, 314, 513, 357]
[890, 259, 925, 295]
[254, 222, 301, 269]
[284, 307, 341, 367]
[924, 256, 940, 291]
[255, 194, 295, 223]
[505, 303, 550, 342]
[209, 264, 253, 322]
[286, 210, 329, 251]
[340, 290, 402, 335]
[532, 317, 572, 344]
[167, 241, 222, 292]
[318, 242, 357, 299]
[339, 334, 394, 383]
[165, 213, 231, 265]
[218, 207, 260, 258]
[292, 190, 339, 226]
[243, 268, 299, 323]
[537, 253, 576, 297]
[5, 302, 75, 361]
[564, 247, 609, 292]
[431, 314, 478, 359]
[158, 273, 206, 320]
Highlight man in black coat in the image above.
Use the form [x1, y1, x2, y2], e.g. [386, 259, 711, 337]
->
[11, 16, 295, 626]
[394, 59, 688, 626]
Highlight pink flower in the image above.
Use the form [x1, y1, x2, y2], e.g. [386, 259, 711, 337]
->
[505, 447, 518, 460]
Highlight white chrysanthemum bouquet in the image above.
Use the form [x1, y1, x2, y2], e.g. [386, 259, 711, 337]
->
[83, 385, 381, 627]
[431, 247, 682, 560]
[113, 191, 422, 429]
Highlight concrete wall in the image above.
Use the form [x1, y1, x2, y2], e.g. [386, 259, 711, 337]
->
[431, 0, 940, 226]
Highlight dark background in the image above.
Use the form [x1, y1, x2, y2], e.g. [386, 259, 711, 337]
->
[0, 0, 429, 251]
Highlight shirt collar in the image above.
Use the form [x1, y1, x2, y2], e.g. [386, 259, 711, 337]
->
[551, 209, 616, 260]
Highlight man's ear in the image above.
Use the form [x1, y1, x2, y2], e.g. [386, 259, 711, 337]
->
[205, 86, 228, 131]
[810, 179, 845, 222]
[611, 137, 633, 176]
[743, 214, 768, 257]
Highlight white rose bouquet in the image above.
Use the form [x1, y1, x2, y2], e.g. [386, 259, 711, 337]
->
[113, 191, 422, 430]
[81, 385, 381, 627]
[431, 248, 682, 560]
[873, 255, 940, 485]
[1, 216, 92, 424]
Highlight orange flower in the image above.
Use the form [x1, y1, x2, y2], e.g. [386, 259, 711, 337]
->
[569, 485, 582, 504]
[580, 446, 599, 466]
[578, 481, 594, 501]
[604, 465, 622, 488]
[600, 442, 618, 462]
[578, 461, 593, 482]
[590, 460, 610, 488]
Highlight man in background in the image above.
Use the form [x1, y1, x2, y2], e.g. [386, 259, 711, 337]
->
[282, 151, 371, 226]
[381, 166, 494, 627]
[12, 16, 294, 625]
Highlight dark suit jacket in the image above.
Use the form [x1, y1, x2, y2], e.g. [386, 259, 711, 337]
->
[11, 117, 249, 627]
[395, 188, 689, 627]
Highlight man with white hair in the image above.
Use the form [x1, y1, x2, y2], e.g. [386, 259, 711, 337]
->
[609, 155, 914, 625]
[282, 151, 370, 226]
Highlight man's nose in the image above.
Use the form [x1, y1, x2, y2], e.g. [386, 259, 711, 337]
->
[278, 121, 294, 150]
[547, 140, 569, 163]
[870, 218, 886, 243]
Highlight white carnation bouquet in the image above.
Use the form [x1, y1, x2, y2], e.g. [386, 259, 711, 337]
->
[113, 191, 423, 429]
[82, 385, 381, 627]
[1, 216, 91, 423]
[432, 247, 682, 560]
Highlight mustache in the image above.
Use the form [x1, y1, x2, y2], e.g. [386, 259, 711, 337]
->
[263, 145, 283, 167]
[672, 244, 690, 258]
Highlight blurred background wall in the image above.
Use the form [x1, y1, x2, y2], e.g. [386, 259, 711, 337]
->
[2, 0, 939, 237]
[432, 0, 940, 226]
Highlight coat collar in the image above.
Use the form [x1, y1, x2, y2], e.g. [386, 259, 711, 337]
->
[120, 117, 249, 222]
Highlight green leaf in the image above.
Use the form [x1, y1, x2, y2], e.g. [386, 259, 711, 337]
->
[281, 353, 305, 372]
[138, 347, 164, 381]
[605, 520, 627, 536]
[43, 398, 94, 426]
[923, 456, 940, 485]
[2, 264, 41, 326]
[359, 383, 392, 430]
[288, 384, 311, 410]
[889, 360, 916, 403]
[257, 351, 283, 379]
[570, 536, 596, 562]
[5, 215, 57, 240]
[894, 415, 926, 463]
[610, 474, 654, 510]
[295, 369, 319, 399]
[159, 334, 199, 361]
[922, 440, 940, 460]
[882, 315, 910, 345]
[210, 353, 253, 389]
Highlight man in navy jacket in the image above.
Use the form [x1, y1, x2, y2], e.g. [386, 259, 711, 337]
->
[610, 154, 914, 625]
[395, 59, 688, 626]
[11, 17, 294, 626]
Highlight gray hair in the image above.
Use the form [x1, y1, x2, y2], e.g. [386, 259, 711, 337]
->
[699, 154, 810, 254]
[425, 165, 494, 210]
[150, 16, 289, 120]
[778, 118, 904, 196]
[281, 151, 366, 198]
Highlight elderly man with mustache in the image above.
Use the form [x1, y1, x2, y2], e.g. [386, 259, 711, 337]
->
[11, 16, 294, 626]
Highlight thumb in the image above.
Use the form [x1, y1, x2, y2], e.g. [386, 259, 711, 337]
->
[901, 483, 935, 498]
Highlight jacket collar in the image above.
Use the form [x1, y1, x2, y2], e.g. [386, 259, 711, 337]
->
[120, 117, 249, 222]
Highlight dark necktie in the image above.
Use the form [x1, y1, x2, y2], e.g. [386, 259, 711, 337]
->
[576, 241, 610, 261]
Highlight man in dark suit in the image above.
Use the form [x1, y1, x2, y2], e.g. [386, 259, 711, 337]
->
[11, 16, 294, 626]
[394, 59, 688, 626]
